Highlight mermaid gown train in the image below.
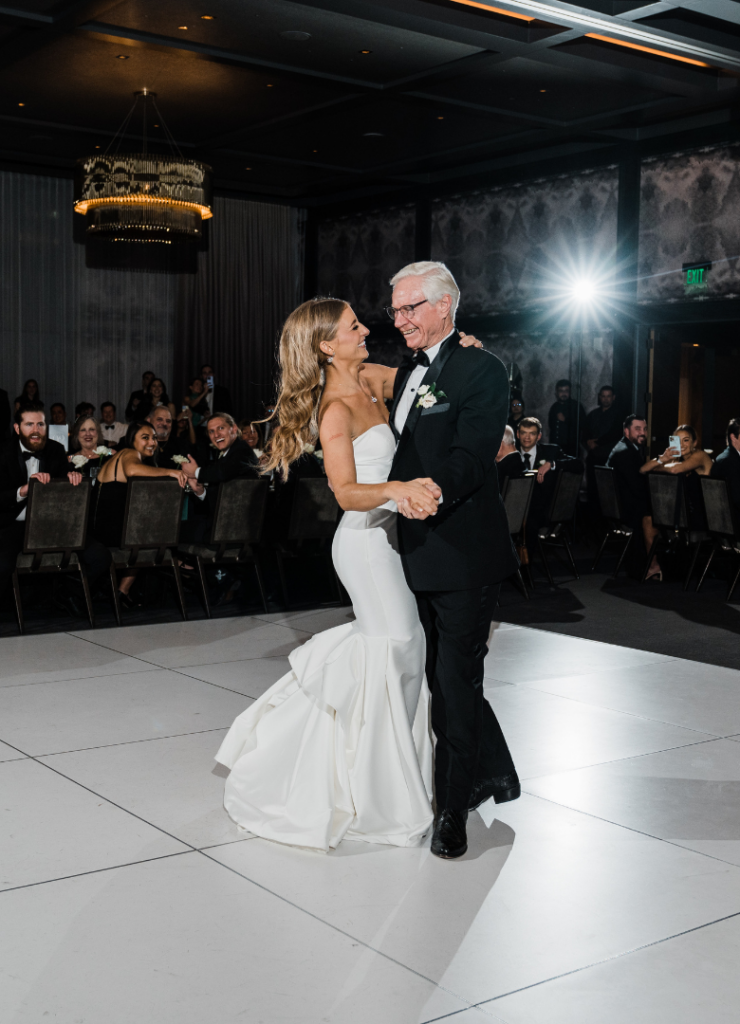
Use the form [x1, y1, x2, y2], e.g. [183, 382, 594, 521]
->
[215, 423, 434, 851]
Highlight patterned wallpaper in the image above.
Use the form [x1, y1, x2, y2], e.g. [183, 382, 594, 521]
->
[431, 166, 619, 316]
[316, 204, 415, 322]
[638, 143, 740, 303]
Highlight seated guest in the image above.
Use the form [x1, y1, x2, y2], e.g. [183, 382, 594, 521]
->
[125, 371, 155, 422]
[585, 385, 624, 516]
[148, 406, 191, 466]
[99, 402, 127, 447]
[146, 378, 177, 422]
[239, 419, 264, 454]
[183, 377, 209, 427]
[507, 390, 525, 432]
[711, 417, 740, 517]
[547, 378, 586, 456]
[183, 412, 259, 488]
[91, 420, 188, 608]
[497, 424, 517, 462]
[496, 425, 519, 493]
[607, 414, 661, 580]
[69, 416, 111, 479]
[75, 401, 95, 421]
[0, 404, 111, 617]
[199, 363, 234, 418]
[14, 379, 42, 412]
[640, 423, 712, 530]
[50, 402, 67, 425]
[498, 417, 582, 542]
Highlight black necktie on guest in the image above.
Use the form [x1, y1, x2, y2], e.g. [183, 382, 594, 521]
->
[522, 452, 531, 471]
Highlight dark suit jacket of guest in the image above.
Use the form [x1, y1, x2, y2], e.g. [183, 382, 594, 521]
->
[505, 442, 582, 522]
[585, 405, 623, 465]
[606, 438, 650, 523]
[547, 398, 586, 455]
[197, 436, 258, 485]
[711, 446, 740, 514]
[153, 433, 192, 468]
[389, 332, 518, 591]
[0, 389, 11, 440]
[0, 437, 71, 529]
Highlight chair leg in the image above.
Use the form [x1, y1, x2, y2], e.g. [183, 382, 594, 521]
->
[514, 568, 529, 600]
[696, 544, 717, 593]
[640, 537, 659, 583]
[562, 534, 579, 580]
[276, 550, 290, 610]
[683, 541, 703, 592]
[251, 554, 269, 614]
[591, 530, 610, 573]
[109, 564, 122, 626]
[613, 536, 632, 579]
[537, 536, 555, 586]
[172, 561, 188, 620]
[12, 569, 24, 635]
[79, 567, 95, 629]
[196, 556, 212, 619]
[727, 557, 740, 602]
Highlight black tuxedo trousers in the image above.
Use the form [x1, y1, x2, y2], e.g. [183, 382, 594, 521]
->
[389, 336, 518, 809]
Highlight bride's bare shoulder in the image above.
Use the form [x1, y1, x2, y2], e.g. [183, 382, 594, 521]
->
[318, 396, 353, 436]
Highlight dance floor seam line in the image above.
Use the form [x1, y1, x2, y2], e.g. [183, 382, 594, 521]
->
[33, 725, 231, 758]
[0, 849, 195, 895]
[521, 788, 740, 867]
[471, 908, 740, 1010]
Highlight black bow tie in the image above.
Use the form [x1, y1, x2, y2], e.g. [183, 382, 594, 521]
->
[21, 449, 36, 462]
[402, 350, 430, 370]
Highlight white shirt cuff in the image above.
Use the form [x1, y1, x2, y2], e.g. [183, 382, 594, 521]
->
[16, 487, 24, 502]
[194, 467, 201, 480]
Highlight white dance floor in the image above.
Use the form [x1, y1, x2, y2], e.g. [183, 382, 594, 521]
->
[2, 609, 740, 1023]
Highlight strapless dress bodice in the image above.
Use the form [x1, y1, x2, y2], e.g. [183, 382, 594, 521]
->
[352, 422, 396, 486]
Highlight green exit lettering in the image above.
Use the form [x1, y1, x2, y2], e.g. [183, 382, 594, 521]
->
[686, 268, 705, 285]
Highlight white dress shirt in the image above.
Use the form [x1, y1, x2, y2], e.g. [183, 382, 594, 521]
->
[394, 329, 454, 435]
[520, 444, 537, 472]
[16, 442, 39, 521]
[100, 420, 127, 445]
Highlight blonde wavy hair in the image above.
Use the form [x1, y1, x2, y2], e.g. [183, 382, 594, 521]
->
[262, 297, 348, 480]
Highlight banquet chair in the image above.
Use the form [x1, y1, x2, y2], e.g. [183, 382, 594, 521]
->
[501, 474, 534, 597]
[276, 478, 342, 608]
[178, 477, 270, 617]
[591, 466, 633, 577]
[108, 477, 186, 625]
[643, 474, 709, 588]
[696, 477, 740, 600]
[535, 469, 582, 585]
[12, 478, 94, 634]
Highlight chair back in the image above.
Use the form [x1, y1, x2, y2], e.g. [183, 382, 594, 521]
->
[701, 477, 738, 536]
[595, 466, 622, 520]
[502, 476, 534, 534]
[287, 478, 341, 541]
[210, 478, 269, 546]
[648, 473, 687, 529]
[121, 477, 183, 549]
[24, 479, 91, 552]
[547, 470, 581, 524]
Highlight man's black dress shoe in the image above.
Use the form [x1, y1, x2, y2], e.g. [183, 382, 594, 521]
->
[468, 773, 521, 811]
[431, 809, 468, 859]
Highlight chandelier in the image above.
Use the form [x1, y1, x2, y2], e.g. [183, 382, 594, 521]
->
[74, 91, 212, 244]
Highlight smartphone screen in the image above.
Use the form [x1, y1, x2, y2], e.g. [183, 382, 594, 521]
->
[669, 435, 681, 456]
[207, 375, 214, 388]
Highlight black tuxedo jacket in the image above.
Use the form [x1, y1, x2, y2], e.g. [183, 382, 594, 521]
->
[606, 438, 650, 523]
[198, 437, 259, 486]
[0, 437, 71, 529]
[389, 332, 518, 591]
[711, 446, 740, 513]
[505, 443, 582, 519]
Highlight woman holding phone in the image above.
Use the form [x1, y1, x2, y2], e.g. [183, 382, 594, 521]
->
[641, 423, 713, 529]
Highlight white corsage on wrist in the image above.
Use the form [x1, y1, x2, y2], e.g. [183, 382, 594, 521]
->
[538, 460, 546, 466]
[415, 383, 447, 409]
[171, 454, 189, 466]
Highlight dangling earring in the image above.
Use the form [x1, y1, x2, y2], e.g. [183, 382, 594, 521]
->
[326, 356, 333, 364]
[320, 367, 326, 386]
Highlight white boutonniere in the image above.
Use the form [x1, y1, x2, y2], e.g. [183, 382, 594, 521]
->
[70, 454, 89, 469]
[94, 446, 114, 457]
[416, 382, 447, 409]
[538, 460, 546, 466]
[171, 454, 189, 466]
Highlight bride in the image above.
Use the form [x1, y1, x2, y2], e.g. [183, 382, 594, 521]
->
[216, 298, 476, 852]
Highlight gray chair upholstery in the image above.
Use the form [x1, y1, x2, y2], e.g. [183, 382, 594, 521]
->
[501, 476, 533, 598]
[536, 469, 582, 585]
[645, 474, 708, 588]
[12, 478, 93, 633]
[178, 478, 270, 617]
[277, 478, 342, 608]
[592, 467, 634, 577]
[108, 477, 186, 625]
[697, 477, 740, 600]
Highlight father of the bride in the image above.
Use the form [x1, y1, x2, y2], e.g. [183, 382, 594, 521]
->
[388, 261, 520, 860]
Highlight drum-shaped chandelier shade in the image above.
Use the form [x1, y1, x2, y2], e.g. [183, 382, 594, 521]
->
[74, 154, 213, 243]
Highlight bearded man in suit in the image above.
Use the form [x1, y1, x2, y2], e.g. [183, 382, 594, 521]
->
[386, 260, 520, 860]
[0, 404, 111, 617]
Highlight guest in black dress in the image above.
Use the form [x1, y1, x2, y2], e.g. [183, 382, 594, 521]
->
[68, 416, 111, 481]
[92, 420, 189, 608]
[640, 423, 713, 530]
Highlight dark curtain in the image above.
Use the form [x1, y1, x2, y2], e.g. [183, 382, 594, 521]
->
[175, 197, 304, 421]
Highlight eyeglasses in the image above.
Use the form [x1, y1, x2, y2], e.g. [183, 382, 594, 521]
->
[383, 299, 428, 320]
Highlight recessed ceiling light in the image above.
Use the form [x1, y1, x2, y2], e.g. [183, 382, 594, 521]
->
[437, 116, 444, 120]
[95, 145, 101, 149]
[359, 50, 372, 54]
[178, 25, 188, 30]
[540, 89, 547, 93]
[312, 149, 318, 153]
[117, 54, 130, 60]
[201, 14, 215, 19]
[245, 166, 252, 170]
[18, 102, 25, 107]
[281, 30, 311, 41]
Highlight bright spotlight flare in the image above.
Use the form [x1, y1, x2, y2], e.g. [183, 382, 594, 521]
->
[569, 278, 599, 304]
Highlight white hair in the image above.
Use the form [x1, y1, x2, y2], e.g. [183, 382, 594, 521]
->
[502, 425, 515, 446]
[389, 260, 460, 321]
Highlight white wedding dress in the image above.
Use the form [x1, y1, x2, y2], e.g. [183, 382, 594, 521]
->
[215, 423, 434, 852]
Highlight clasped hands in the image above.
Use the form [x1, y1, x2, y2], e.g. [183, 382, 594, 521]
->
[395, 478, 442, 520]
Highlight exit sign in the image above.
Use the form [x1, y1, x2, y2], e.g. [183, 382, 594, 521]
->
[683, 261, 712, 295]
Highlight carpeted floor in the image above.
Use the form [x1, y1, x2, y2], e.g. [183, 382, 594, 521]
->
[497, 542, 740, 670]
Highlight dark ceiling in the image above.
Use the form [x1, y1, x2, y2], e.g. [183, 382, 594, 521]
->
[2, 0, 740, 206]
